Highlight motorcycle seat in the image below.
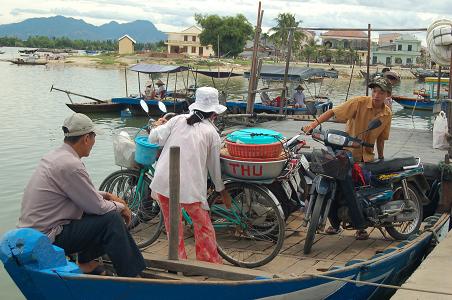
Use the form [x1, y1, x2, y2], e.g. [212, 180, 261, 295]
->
[362, 157, 418, 174]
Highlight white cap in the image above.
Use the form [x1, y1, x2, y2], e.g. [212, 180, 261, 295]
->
[62, 113, 95, 137]
[188, 87, 227, 114]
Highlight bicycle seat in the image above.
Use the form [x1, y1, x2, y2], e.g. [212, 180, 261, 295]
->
[362, 157, 418, 174]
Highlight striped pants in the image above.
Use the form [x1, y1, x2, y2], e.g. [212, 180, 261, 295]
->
[156, 193, 222, 264]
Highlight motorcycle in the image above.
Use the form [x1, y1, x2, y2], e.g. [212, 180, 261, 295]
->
[302, 119, 425, 254]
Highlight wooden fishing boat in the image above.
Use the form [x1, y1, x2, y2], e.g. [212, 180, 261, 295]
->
[392, 77, 449, 111]
[392, 96, 435, 111]
[0, 213, 448, 299]
[10, 58, 47, 65]
[66, 101, 126, 113]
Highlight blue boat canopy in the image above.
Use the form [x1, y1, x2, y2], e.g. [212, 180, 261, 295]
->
[244, 65, 338, 81]
[129, 64, 190, 74]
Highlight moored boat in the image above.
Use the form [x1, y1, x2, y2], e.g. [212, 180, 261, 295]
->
[10, 58, 47, 65]
[66, 101, 126, 113]
[0, 213, 448, 299]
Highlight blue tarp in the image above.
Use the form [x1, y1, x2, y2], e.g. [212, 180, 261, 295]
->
[194, 70, 242, 78]
[129, 64, 190, 74]
[244, 65, 338, 81]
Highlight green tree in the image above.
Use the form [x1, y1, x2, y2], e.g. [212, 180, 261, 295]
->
[195, 14, 253, 58]
[300, 38, 318, 66]
[268, 13, 306, 60]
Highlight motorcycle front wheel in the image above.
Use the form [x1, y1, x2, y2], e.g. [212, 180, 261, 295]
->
[303, 193, 325, 254]
[385, 183, 423, 240]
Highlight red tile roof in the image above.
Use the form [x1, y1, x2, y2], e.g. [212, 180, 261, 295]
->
[321, 30, 368, 38]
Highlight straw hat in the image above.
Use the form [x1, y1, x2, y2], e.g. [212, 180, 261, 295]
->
[295, 84, 304, 91]
[188, 87, 227, 114]
[145, 81, 153, 87]
[156, 80, 165, 86]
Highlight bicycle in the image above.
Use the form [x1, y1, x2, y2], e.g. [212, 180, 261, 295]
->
[100, 164, 286, 268]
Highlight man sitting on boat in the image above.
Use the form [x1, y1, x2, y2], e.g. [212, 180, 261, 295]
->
[144, 81, 156, 100]
[155, 80, 166, 100]
[259, 87, 272, 105]
[292, 84, 306, 108]
[303, 77, 393, 240]
[17, 113, 145, 277]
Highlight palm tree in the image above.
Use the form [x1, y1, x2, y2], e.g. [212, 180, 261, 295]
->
[269, 13, 306, 61]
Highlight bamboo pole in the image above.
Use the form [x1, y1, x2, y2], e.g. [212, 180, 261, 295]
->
[246, 2, 263, 114]
[168, 146, 180, 261]
[366, 24, 371, 96]
[279, 28, 294, 115]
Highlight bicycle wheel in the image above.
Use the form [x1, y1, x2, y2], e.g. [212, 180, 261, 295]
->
[208, 182, 285, 268]
[100, 169, 163, 248]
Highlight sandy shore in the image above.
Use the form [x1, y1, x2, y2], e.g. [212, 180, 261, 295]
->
[49, 53, 417, 79]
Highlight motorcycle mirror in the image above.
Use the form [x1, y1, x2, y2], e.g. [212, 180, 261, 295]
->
[140, 100, 149, 114]
[158, 101, 167, 113]
[367, 119, 382, 130]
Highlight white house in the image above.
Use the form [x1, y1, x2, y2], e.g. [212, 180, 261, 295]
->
[165, 26, 215, 57]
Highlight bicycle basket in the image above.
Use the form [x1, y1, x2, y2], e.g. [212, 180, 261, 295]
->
[309, 149, 348, 180]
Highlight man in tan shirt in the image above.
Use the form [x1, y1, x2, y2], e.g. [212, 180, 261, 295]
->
[303, 77, 393, 239]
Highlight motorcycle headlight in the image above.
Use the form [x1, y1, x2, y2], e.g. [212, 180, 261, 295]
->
[327, 133, 346, 146]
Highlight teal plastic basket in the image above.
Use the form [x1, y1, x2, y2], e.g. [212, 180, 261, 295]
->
[226, 128, 284, 145]
[134, 136, 159, 166]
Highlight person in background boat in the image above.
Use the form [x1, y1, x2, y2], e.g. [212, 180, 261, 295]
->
[260, 87, 272, 105]
[144, 81, 156, 100]
[382, 71, 401, 110]
[18, 113, 145, 277]
[148, 87, 232, 264]
[155, 80, 166, 100]
[303, 77, 393, 240]
[292, 84, 306, 108]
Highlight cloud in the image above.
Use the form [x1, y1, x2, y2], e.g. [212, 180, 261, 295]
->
[2, 0, 452, 36]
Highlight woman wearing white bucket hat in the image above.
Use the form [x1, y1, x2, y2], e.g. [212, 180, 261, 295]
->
[148, 86, 230, 264]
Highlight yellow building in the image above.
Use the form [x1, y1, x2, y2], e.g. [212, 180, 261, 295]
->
[165, 26, 215, 57]
[118, 35, 136, 54]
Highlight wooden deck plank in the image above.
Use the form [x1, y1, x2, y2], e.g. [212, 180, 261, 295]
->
[145, 258, 284, 280]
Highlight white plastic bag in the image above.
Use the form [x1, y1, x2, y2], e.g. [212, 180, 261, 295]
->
[113, 130, 138, 168]
[433, 111, 449, 149]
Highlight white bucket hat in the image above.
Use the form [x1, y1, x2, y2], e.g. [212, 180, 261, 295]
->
[188, 87, 227, 114]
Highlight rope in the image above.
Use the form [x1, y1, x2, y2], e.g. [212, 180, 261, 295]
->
[426, 20, 452, 66]
[302, 273, 452, 296]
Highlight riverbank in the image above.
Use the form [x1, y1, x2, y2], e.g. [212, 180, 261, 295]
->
[49, 52, 418, 79]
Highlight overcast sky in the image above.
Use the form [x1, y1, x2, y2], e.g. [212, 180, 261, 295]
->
[1, 0, 451, 41]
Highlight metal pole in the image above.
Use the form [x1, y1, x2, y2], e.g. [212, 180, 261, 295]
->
[168, 146, 180, 260]
[345, 60, 355, 101]
[124, 68, 128, 97]
[280, 28, 294, 115]
[138, 72, 141, 97]
[366, 24, 371, 96]
[436, 66, 442, 101]
[448, 50, 452, 159]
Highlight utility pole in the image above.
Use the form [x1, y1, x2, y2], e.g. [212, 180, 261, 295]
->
[366, 24, 371, 96]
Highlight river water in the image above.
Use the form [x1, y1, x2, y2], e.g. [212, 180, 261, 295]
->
[0, 47, 434, 299]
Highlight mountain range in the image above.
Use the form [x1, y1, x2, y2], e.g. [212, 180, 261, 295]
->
[0, 16, 166, 43]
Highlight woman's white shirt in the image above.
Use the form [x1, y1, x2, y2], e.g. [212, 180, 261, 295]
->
[148, 115, 225, 209]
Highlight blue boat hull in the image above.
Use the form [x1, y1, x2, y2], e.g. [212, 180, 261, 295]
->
[226, 101, 333, 115]
[393, 99, 434, 111]
[1, 214, 448, 300]
[112, 97, 189, 116]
